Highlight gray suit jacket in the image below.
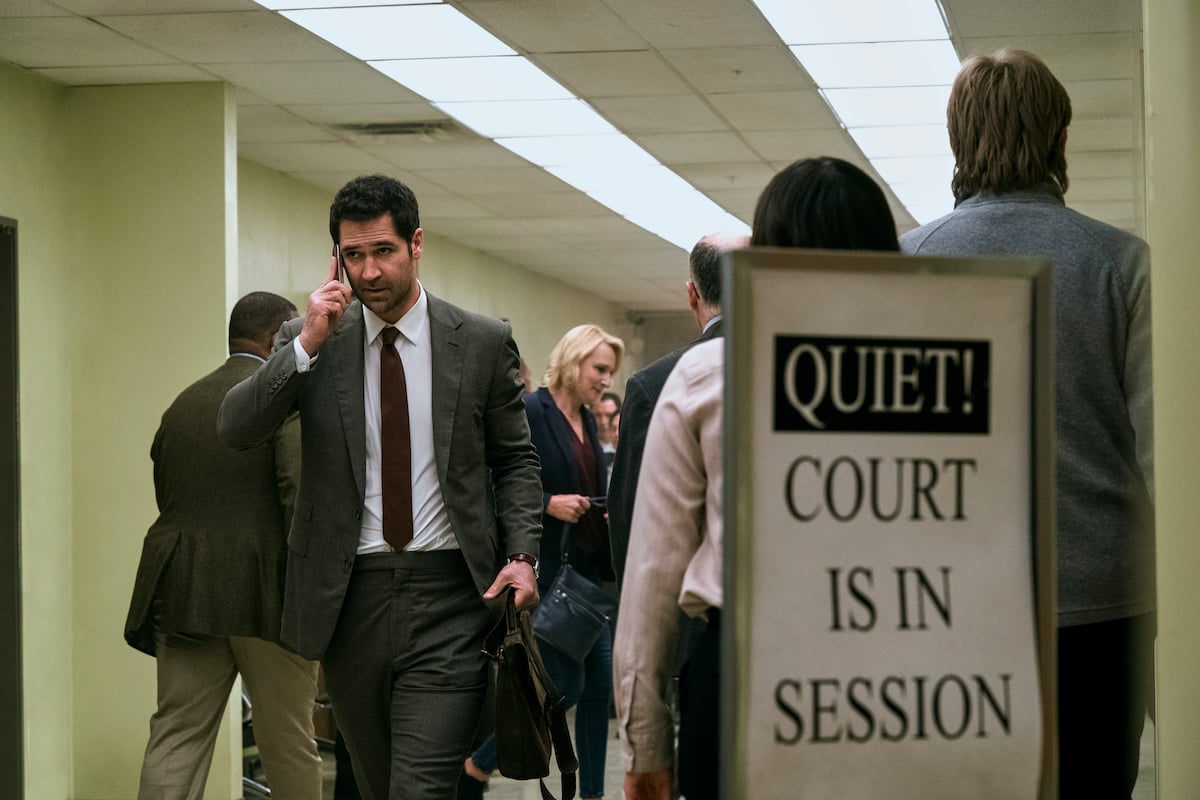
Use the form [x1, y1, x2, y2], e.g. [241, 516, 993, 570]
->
[218, 294, 542, 660]
[125, 355, 300, 656]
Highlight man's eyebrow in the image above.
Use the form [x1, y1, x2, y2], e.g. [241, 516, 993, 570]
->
[342, 238, 399, 251]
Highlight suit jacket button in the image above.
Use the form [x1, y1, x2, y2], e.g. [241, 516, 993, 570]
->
[343, 559, 352, 572]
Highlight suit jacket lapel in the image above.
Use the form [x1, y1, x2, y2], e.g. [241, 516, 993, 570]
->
[428, 295, 464, 487]
[328, 303, 368, 499]
[539, 389, 582, 488]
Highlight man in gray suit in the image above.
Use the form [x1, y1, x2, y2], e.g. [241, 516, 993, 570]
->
[607, 233, 746, 584]
[125, 291, 322, 800]
[219, 175, 543, 800]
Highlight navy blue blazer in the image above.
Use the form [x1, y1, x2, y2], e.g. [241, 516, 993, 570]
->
[525, 387, 615, 591]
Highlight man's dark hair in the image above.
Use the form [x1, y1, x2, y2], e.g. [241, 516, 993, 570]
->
[329, 174, 420, 245]
[751, 157, 900, 252]
[228, 291, 297, 346]
[688, 238, 725, 307]
[601, 391, 622, 411]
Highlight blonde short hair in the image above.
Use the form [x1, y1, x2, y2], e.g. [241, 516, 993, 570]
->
[544, 324, 625, 395]
[948, 49, 1072, 200]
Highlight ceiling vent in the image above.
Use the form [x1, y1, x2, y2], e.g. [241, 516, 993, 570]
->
[332, 120, 466, 144]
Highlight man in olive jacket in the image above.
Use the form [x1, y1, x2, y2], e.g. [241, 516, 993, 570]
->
[125, 291, 321, 800]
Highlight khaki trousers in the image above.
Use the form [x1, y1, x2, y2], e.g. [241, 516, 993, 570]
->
[138, 632, 322, 800]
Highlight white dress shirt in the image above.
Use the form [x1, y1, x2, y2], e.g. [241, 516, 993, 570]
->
[293, 284, 456, 554]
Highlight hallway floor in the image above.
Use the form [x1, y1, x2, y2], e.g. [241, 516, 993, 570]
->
[317, 713, 1157, 799]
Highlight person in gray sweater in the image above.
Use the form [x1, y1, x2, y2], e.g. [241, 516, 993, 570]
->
[901, 49, 1154, 799]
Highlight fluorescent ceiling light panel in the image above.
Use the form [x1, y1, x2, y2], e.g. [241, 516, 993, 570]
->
[439, 99, 617, 139]
[753, 0, 950, 44]
[849, 125, 952, 158]
[495, 135, 657, 168]
[259, 0, 432, 8]
[281, 5, 513, 60]
[889, 183, 954, 223]
[371, 57, 572, 103]
[822, 86, 952, 128]
[869, 155, 955, 186]
[790, 40, 961, 88]
[261, 0, 751, 249]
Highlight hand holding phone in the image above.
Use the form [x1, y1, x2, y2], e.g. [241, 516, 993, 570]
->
[332, 244, 346, 285]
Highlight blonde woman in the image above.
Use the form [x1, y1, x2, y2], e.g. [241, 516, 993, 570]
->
[466, 323, 625, 800]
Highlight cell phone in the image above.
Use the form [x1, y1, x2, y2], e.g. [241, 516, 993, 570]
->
[332, 243, 346, 284]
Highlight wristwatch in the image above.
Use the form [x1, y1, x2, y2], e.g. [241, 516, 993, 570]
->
[508, 552, 540, 579]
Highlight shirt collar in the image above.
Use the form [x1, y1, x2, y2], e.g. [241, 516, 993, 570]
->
[363, 282, 428, 348]
[229, 352, 266, 364]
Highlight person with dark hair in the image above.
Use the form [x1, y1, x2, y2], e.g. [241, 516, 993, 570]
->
[607, 231, 747, 585]
[901, 49, 1154, 800]
[595, 390, 621, 484]
[219, 174, 544, 800]
[615, 160, 898, 800]
[125, 291, 323, 800]
[750, 156, 900, 251]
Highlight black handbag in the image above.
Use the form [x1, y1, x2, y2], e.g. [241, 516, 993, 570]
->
[532, 524, 618, 662]
[484, 592, 578, 800]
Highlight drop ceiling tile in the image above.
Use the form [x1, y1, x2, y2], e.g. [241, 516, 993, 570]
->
[32, 64, 213, 85]
[55, 0, 257, 11]
[707, 89, 836, 131]
[473, 192, 610, 218]
[1069, 117, 1137, 151]
[671, 162, 776, 191]
[0, 1, 71, 16]
[0, 17, 174, 66]
[1070, 151, 1136, 179]
[522, 216, 649, 243]
[604, 0, 781, 49]
[536, 51, 691, 97]
[1068, 199, 1137, 222]
[590, 95, 728, 134]
[639, 131, 760, 164]
[414, 166, 571, 196]
[704, 188, 760, 222]
[942, 0, 1140, 37]
[365, 140, 529, 171]
[1065, 79, 1136, 118]
[417, 193, 497, 220]
[210, 61, 422, 105]
[1069, 177, 1134, 202]
[458, 0, 642, 53]
[97, 10, 345, 64]
[958, 32, 1141, 81]
[283, 103, 448, 127]
[661, 46, 811, 94]
[238, 105, 338, 144]
[239, 141, 394, 174]
[742, 129, 862, 162]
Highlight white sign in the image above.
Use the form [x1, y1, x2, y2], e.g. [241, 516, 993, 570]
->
[725, 250, 1055, 800]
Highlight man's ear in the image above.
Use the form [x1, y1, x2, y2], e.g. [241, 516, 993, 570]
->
[410, 227, 424, 260]
[686, 280, 700, 312]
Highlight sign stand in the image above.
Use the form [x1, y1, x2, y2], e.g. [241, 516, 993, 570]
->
[723, 249, 1055, 799]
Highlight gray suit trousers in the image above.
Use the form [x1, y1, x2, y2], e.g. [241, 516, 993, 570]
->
[322, 550, 491, 800]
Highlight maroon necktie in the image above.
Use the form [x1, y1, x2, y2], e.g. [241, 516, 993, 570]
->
[379, 326, 413, 550]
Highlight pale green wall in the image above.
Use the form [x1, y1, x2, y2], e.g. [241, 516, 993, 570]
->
[66, 83, 238, 798]
[0, 60, 75, 800]
[1144, 2, 1200, 795]
[237, 161, 633, 384]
